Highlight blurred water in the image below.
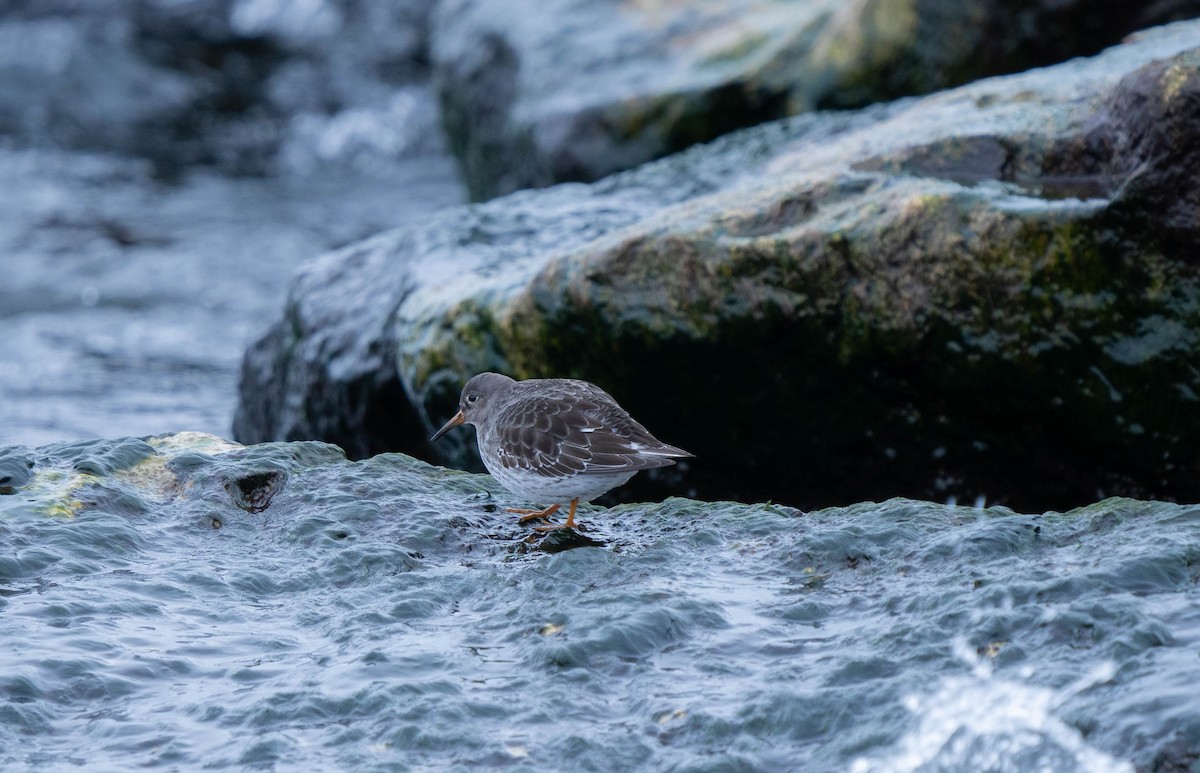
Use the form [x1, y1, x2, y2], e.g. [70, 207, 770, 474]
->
[852, 645, 1132, 773]
[2, 438, 1195, 770]
[0, 140, 463, 448]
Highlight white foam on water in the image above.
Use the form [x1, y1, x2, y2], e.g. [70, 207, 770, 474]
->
[850, 641, 1133, 773]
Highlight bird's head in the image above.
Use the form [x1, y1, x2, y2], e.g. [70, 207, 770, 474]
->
[430, 372, 516, 442]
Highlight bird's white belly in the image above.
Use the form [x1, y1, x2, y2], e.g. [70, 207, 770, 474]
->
[486, 462, 636, 505]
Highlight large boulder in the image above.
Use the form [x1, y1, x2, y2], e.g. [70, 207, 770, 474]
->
[431, 0, 1200, 199]
[236, 21, 1200, 512]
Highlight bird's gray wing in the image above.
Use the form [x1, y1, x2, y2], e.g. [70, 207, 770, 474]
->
[491, 381, 691, 479]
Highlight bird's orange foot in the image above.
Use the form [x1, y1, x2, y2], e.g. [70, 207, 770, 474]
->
[533, 499, 582, 532]
[533, 519, 586, 533]
[508, 503, 561, 524]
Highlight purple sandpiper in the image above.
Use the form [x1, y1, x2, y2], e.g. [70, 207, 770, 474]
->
[431, 372, 692, 531]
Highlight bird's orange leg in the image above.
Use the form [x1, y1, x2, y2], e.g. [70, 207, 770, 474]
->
[534, 498, 580, 532]
[508, 503, 561, 524]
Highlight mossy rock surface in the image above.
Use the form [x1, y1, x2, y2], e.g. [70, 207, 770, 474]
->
[236, 22, 1200, 512]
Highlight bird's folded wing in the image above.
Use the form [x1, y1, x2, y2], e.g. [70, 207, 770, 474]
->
[492, 393, 689, 478]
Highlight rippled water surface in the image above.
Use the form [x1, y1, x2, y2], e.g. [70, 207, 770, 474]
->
[2, 436, 1196, 770]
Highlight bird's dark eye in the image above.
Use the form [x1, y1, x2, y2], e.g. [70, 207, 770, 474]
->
[466, 394, 479, 404]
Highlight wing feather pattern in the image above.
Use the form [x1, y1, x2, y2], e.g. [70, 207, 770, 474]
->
[491, 379, 691, 480]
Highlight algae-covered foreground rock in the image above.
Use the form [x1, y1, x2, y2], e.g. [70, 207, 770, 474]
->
[236, 21, 1200, 512]
[3, 432, 1200, 770]
[431, 0, 1200, 199]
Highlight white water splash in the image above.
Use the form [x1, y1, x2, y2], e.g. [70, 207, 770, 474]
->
[851, 641, 1133, 773]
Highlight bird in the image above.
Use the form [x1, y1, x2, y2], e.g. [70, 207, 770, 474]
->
[430, 372, 692, 532]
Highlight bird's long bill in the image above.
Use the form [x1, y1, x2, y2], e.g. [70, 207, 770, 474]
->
[430, 410, 466, 442]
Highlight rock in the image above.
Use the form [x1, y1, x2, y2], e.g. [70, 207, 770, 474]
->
[0, 448, 35, 495]
[4, 432, 1200, 769]
[236, 21, 1200, 512]
[1057, 48, 1200, 250]
[232, 122, 838, 461]
[233, 232, 438, 461]
[431, 0, 1200, 200]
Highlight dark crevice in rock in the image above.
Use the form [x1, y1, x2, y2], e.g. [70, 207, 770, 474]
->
[225, 470, 286, 513]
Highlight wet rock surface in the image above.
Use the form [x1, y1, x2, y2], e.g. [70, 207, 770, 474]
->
[431, 0, 1200, 199]
[1, 431, 1195, 770]
[236, 21, 1200, 512]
